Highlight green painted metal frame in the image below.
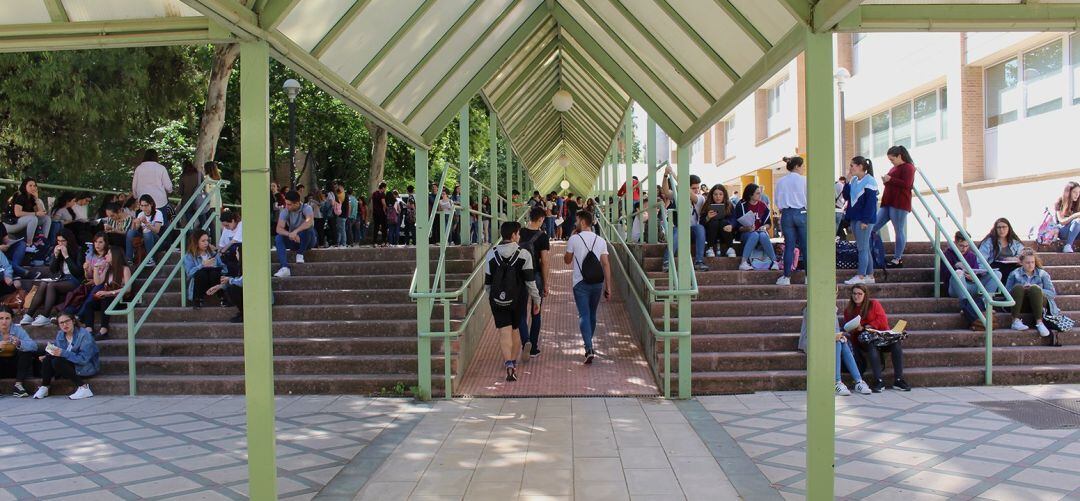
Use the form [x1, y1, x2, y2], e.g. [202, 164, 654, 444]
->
[310, 0, 369, 59]
[0, 17, 235, 52]
[646, 117, 658, 244]
[837, 4, 1080, 32]
[811, 0, 866, 33]
[712, 0, 773, 52]
[348, 0, 437, 87]
[42, 0, 69, 22]
[256, 0, 301, 30]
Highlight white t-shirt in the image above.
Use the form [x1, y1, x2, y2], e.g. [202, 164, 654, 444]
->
[774, 172, 808, 210]
[566, 231, 608, 286]
[137, 209, 164, 233]
[220, 221, 243, 248]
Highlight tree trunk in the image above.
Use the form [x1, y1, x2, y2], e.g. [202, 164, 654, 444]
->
[193, 43, 241, 174]
[366, 121, 388, 222]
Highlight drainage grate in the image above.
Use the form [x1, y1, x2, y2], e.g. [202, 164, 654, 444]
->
[973, 399, 1080, 430]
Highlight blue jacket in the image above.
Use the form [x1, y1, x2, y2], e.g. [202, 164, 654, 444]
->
[0, 252, 12, 282]
[843, 174, 879, 225]
[182, 253, 224, 300]
[54, 327, 99, 377]
[1006, 267, 1060, 316]
[978, 237, 1024, 263]
[3, 325, 36, 352]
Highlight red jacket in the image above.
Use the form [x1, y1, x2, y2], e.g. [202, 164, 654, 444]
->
[617, 179, 641, 201]
[880, 162, 915, 212]
[843, 299, 889, 349]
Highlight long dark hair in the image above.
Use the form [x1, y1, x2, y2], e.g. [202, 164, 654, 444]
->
[55, 228, 78, 257]
[984, 217, 1021, 258]
[742, 183, 761, 205]
[51, 192, 76, 217]
[91, 232, 109, 259]
[851, 156, 874, 176]
[138, 194, 157, 216]
[186, 229, 211, 257]
[707, 184, 733, 215]
[844, 284, 872, 319]
[107, 246, 128, 288]
[887, 145, 913, 164]
[1057, 181, 1080, 216]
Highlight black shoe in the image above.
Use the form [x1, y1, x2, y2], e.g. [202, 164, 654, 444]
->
[886, 258, 904, 269]
[12, 384, 28, 398]
[870, 379, 885, 393]
[220, 297, 231, 308]
[93, 328, 109, 341]
[661, 263, 669, 273]
[229, 314, 243, 324]
[584, 350, 595, 365]
[505, 365, 517, 382]
[893, 378, 911, 391]
[694, 262, 710, 272]
[530, 349, 541, 358]
[192, 299, 203, 310]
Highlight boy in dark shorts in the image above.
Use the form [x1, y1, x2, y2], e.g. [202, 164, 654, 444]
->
[485, 222, 541, 382]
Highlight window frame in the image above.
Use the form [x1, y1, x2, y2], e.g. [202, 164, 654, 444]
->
[984, 36, 1075, 130]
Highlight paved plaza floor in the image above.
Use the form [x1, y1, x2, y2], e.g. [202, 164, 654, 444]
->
[0, 385, 1077, 500]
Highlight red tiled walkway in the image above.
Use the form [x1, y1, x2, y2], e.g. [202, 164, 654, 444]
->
[456, 242, 660, 397]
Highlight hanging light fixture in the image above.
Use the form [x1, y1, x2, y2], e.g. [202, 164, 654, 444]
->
[551, 89, 573, 112]
[560, 179, 571, 190]
[559, 153, 570, 167]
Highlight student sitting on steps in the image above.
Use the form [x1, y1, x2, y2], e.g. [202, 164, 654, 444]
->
[1006, 248, 1058, 337]
[942, 232, 997, 331]
[842, 284, 910, 393]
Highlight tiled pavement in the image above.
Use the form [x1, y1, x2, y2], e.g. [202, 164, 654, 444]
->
[457, 242, 660, 397]
[2, 385, 1080, 500]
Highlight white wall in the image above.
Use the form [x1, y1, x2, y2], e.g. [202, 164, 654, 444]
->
[844, 33, 957, 119]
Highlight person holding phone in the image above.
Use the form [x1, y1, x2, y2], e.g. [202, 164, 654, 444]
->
[979, 217, 1024, 282]
[78, 246, 130, 340]
[32, 312, 99, 400]
[703, 184, 737, 258]
[0, 306, 37, 397]
[182, 229, 225, 309]
[22, 229, 84, 327]
[124, 194, 164, 265]
[1005, 248, 1058, 337]
[564, 210, 612, 365]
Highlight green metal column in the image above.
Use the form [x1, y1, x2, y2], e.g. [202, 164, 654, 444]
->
[623, 114, 633, 237]
[646, 117, 658, 244]
[610, 149, 618, 227]
[458, 106, 470, 246]
[675, 143, 692, 399]
[600, 161, 608, 221]
[804, 29, 837, 501]
[238, 40, 277, 501]
[488, 111, 498, 242]
[415, 147, 432, 401]
[504, 144, 512, 221]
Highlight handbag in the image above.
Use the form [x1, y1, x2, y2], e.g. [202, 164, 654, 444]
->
[22, 285, 38, 313]
[59, 283, 93, 314]
[0, 340, 14, 357]
[858, 328, 908, 348]
[1043, 313, 1074, 332]
[1, 289, 27, 312]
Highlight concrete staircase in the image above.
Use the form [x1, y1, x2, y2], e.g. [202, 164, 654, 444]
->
[9, 246, 480, 395]
[637, 241, 1080, 394]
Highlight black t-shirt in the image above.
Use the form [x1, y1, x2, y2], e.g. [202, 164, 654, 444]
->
[566, 200, 579, 218]
[518, 226, 549, 285]
[371, 190, 385, 217]
[6, 194, 34, 221]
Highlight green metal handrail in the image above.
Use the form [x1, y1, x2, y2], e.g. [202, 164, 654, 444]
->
[0, 177, 238, 209]
[105, 176, 227, 395]
[909, 168, 1013, 385]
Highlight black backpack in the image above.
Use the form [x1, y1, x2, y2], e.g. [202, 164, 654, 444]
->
[519, 230, 542, 265]
[489, 249, 522, 308]
[575, 234, 605, 284]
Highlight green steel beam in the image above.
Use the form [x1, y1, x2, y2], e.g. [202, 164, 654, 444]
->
[677, 25, 805, 146]
[572, 0, 697, 122]
[0, 18, 235, 53]
[712, 0, 772, 52]
[622, 113, 633, 236]
[609, 0, 722, 101]
[560, 62, 623, 123]
[675, 143, 691, 399]
[459, 105, 471, 246]
[310, 0, 370, 59]
[553, 4, 683, 142]
[837, 4, 1080, 32]
[349, 0, 437, 86]
[379, 0, 484, 108]
[559, 57, 623, 116]
[646, 116, 658, 244]
[777, 0, 812, 25]
[490, 43, 559, 112]
[488, 27, 559, 105]
[43, 0, 69, 22]
[238, 40, 278, 501]
[508, 86, 560, 137]
[415, 147, 432, 400]
[558, 41, 629, 108]
[812, 0, 865, 33]
[502, 69, 560, 130]
[257, 0, 301, 30]
[652, 0, 743, 82]
[420, 3, 548, 142]
[804, 29, 837, 501]
[489, 111, 500, 239]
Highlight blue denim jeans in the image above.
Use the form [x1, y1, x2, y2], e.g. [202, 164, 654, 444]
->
[336, 217, 347, 246]
[275, 229, 316, 269]
[663, 224, 706, 265]
[4, 240, 27, 277]
[836, 340, 861, 382]
[949, 272, 998, 322]
[126, 229, 158, 261]
[874, 207, 909, 261]
[572, 281, 604, 352]
[740, 230, 777, 262]
[517, 276, 543, 349]
[852, 220, 874, 276]
[780, 209, 807, 277]
[1062, 220, 1080, 247]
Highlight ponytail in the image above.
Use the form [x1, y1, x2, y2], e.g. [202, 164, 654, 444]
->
[886, 145, 914, 164]
[851, 156, 874, 176]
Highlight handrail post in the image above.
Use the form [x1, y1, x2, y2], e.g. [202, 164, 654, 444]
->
[933, 223, 941, 298]
[415, 148, 432, 401]
[675, 143, 692, 400]
[127, 310, 136, 396]
[985, 301, 994, 385]
[179, 227, 188, 308]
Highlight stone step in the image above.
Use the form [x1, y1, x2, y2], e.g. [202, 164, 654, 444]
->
[673, 330, 1076, 353]
[130, 274, 467, 292]
[300, 245, 478, 262]
[655, 296, 1080, 317]
[638, 252, 1080, 270]
[660, 311, 1080, 334]
[16, 320, 451, 339]
[270, 260, 474, 276]
[676, 364, 1080, 395]
[0, 374, 445, 396]
[669, 345, 1080, 372]
[97, 337, 441, 357]
[137, 304, 462, 323]
[688, 280, 1080, 301]
[652, 266, 1080, 286]
[152, 289, 412, 307]
[101, 354, 450, 376]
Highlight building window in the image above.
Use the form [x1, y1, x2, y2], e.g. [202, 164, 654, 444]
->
[723, 117, 736, 159]
[986, 58, 1019, 128]
[852, 33, 866, 75]
[854, 86, 947, 158]
[692, 135, 703, 163]
[766, 77, 789, 137]
[1024, 40, 1063, 118]
[939, 88, 948, 140]
[1072, 33, 1080, 104]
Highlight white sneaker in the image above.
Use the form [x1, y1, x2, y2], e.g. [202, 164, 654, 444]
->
[68, 385, 93, 400]
[274, 267, 291, 278]
[144, 257, 156, 266]
[854, 381, 872, 395]
[738, 261, 752, 271]
[31, 315, 51, 327]
[776, 276, 791, 286]
[295, 254, 305, 264]
[843, 276, 864, 285]
[19, 314, 32, 325]
[862, 276, 876, 284]
[32, 386, 48, 399]
[1065, 244, 1074, 253]
[24, 245, 38, 254]
[726, 248, 737, 258]
[1036, 322, 1051, 337]
[1011, 319, 1028, 331]
[769, 261, 780, 271]
[705, 248, 715, 258]
[835, 381, 851, 396]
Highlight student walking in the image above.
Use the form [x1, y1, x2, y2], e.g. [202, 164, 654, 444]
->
[517, 206, 550, 359]
[484, 222, 541, 382]
[564, 210, 612, 364]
